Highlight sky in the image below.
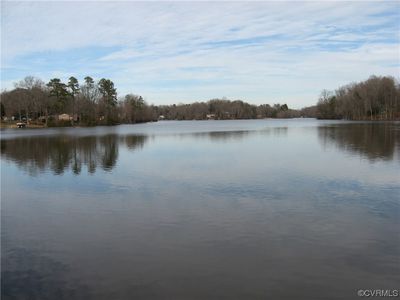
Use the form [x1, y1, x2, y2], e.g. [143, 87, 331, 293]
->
[1, 1, 399, 108]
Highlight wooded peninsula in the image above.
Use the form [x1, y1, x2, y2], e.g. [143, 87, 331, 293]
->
[0, 75, 399, 127]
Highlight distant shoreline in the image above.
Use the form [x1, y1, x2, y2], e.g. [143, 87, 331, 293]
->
[2, 118, 399, 130]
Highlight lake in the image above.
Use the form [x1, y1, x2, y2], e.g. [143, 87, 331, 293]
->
[1, 119, 399, 300]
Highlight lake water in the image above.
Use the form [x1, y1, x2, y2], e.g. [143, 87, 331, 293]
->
[1, 119, 399, 300]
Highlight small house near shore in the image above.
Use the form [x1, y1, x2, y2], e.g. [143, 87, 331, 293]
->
[58, 114, 78, 121]
[206, 114, 215, 120]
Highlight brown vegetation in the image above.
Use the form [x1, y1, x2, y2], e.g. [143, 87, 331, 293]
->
[316, 76, 399, 120]
[1, 75, 398, 127]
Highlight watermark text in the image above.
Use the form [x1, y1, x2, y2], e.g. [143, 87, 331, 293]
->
[357, 290, 399, 297]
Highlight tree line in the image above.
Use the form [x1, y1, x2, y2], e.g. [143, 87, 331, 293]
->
[0, 76, 299, 126]
[1, 74, 399, 126]
[0, 76, 156, 126]
[315, 75, 399, 120]
[155, 99, 300, 120]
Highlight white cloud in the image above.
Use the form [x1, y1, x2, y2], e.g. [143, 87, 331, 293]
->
[1, 1, 399, 107]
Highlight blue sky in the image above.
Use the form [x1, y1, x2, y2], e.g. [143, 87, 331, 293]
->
[1, 1, 399, 108]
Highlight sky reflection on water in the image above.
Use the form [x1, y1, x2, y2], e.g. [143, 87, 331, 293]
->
[1, 120, 399, 300]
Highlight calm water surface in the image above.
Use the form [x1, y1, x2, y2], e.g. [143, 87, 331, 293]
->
[1, 119, 399, 300]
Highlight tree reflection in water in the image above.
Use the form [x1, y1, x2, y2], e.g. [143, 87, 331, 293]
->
[318, 123, 399, 161]
[2, 123, 398, 176]
[0, 135, 148, 176]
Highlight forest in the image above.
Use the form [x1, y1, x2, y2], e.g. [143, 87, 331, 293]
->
[0, 76, 298, 126]
[0, 75, 399, 127]
[0, 76, 155, 126]
[315, 75, 399, 120]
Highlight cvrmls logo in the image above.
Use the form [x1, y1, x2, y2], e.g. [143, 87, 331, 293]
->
[358, 289, 399, 297]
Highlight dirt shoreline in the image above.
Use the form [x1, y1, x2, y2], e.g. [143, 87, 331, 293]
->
[0, 123, 46, 129]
